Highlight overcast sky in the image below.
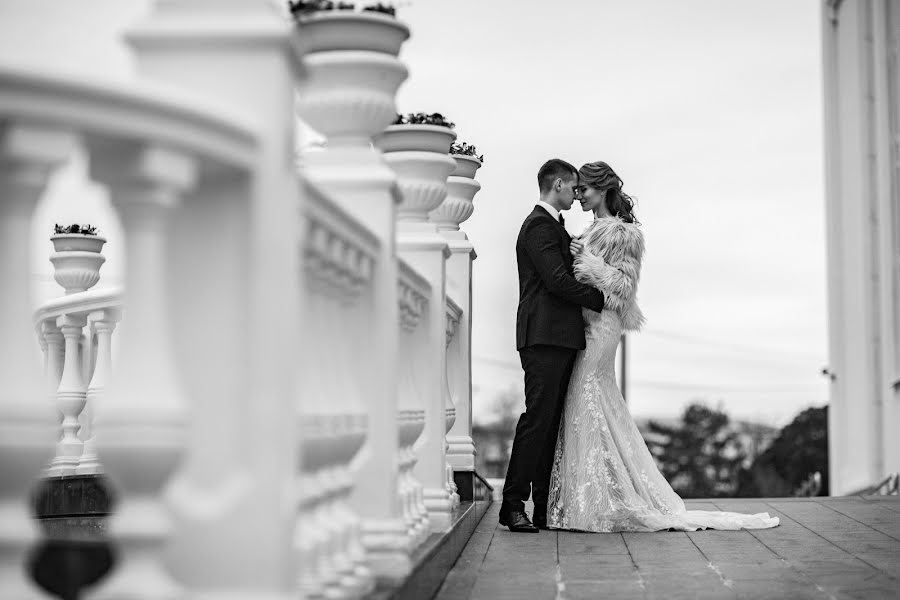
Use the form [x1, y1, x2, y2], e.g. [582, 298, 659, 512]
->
[19, 0, 829, 428]
[395, 0, 828, 426]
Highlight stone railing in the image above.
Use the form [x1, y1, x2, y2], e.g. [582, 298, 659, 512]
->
[34, 287, 124, 478]
[1, 2, 483, 598]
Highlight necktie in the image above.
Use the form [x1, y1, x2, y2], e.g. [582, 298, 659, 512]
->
[558, 214, 565, 226]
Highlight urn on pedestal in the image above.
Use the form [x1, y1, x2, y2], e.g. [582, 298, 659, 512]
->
[49, 224, 107, 294]
[291, 2, 410, 149]
[430, 142, 484, 232]
[374, 114, 458, 222]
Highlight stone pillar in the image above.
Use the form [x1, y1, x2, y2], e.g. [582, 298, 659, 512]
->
[431, 155, 481, 492]
[125, 2, 302, 596]
[0, 123, 73, 599]
[379, 131, 456, 531]
[85, 140, 196, 599]
[295, 13, 412, 582]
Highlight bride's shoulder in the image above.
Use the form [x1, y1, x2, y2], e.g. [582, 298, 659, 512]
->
[585, 216, 644, 249]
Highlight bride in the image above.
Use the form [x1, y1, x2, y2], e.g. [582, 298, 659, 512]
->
[547, 161, 779, 532]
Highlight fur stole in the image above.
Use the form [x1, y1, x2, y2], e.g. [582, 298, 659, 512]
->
[573, 216, 646, 331]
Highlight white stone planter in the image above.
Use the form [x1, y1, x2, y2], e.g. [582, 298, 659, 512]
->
[449, 154, 482, 179]
[429, 156, 482, 232]
[294, 11, 410, 56]
[375, 124, 456, 154]
[49, 234, 107, 294]
[375, 125, 457, 221]
[50, 233, 106, 253]
[296, 52, 408, 148]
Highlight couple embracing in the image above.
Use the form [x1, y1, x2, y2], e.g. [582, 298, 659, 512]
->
[500, 159, 779, 533]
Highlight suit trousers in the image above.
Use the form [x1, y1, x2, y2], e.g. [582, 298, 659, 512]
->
[502, 344, 578, 515]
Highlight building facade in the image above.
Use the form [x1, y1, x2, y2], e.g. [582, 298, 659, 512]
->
[821, 0, 900, 494]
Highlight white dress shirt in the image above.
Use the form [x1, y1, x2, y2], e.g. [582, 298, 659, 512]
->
[535, 200, 560, 222]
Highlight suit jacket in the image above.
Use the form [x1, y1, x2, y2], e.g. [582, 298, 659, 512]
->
[516, 206, 606, 350]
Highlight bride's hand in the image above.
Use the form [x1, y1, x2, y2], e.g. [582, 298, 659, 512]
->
[570, 239, 586, 256]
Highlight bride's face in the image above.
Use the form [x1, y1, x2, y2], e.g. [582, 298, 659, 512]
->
[578, 185, 607, 214]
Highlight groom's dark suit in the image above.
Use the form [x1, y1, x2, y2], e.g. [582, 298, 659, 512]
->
[503, 205, 606, 523]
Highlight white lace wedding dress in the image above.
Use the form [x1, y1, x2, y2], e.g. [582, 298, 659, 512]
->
[547, 216, 779, 532]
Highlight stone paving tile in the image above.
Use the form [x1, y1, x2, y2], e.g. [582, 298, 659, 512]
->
[439, 497, 900, 599]
[561, 580, 646, 600]
[557, 531, 630, 555]
[558, 554, 635, 580]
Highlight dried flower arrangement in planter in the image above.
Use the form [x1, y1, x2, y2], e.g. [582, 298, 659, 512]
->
[450, 142, 484, 163]
[288, 0, 396, 18]
[394, 112, 455, 129]
[53, 223, 98, 236]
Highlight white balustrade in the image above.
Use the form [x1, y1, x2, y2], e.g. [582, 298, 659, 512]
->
[0, 123, 74, 599]
[3, 2, 484, 597]
[397, 259, 432, 550]
[35, 289, 125, 478]
[297, 181, 377, 599]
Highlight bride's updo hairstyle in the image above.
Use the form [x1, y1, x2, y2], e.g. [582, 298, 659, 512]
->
[579, 161, 639, 224]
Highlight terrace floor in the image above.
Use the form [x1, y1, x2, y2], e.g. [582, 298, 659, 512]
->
[434, 496, 900, 600]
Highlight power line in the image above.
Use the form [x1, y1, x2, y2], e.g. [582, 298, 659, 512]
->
[642, 328, 821, 362]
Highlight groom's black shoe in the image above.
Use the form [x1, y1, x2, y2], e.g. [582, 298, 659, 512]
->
[499, 510, 539, 533]
[532, 513, 548, 530]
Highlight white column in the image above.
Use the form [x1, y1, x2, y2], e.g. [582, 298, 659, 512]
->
[85, 140, 196, 600]
[403, 238, 452, 532]
[382, 134, 457, 531]
[76, 309, 121, 475]
[821, 0, 899, 493]
[47, 313, 88, 476]
[127, 5, 301, 596]
[0, 123, 73, 599]
[443, 307, 460, 509]
[431, 157, 480, 478]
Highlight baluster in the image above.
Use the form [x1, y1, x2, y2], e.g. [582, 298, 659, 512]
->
[77, 310, 121, 475]
[41, 319, 64, 430]
[443, 309, 460, 509]
[85, 140, 196, 599]
[47, 314, 88, 476]
[396, 277, 429, 549]
[0, 123, 73, 599]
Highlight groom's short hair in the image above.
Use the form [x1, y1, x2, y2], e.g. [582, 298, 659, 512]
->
[538, 159, 578, 193]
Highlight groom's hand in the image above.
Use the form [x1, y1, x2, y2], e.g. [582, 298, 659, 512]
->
[569, 239, 585, 256]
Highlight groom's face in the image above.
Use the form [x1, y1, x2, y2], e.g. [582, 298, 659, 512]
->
[557, 174, 579, 210]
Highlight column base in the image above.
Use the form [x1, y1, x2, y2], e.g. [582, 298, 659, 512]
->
[422, 488, 453, 532]
[360, 517, 413, 585]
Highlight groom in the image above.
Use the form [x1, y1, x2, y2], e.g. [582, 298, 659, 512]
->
[500, 158, 607, 533]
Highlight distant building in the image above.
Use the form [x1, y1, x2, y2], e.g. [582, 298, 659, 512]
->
[821, 0, 900, 493]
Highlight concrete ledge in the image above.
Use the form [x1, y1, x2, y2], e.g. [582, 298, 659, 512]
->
[453, 470, 494, 503]
[369, 498, 492, 600]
